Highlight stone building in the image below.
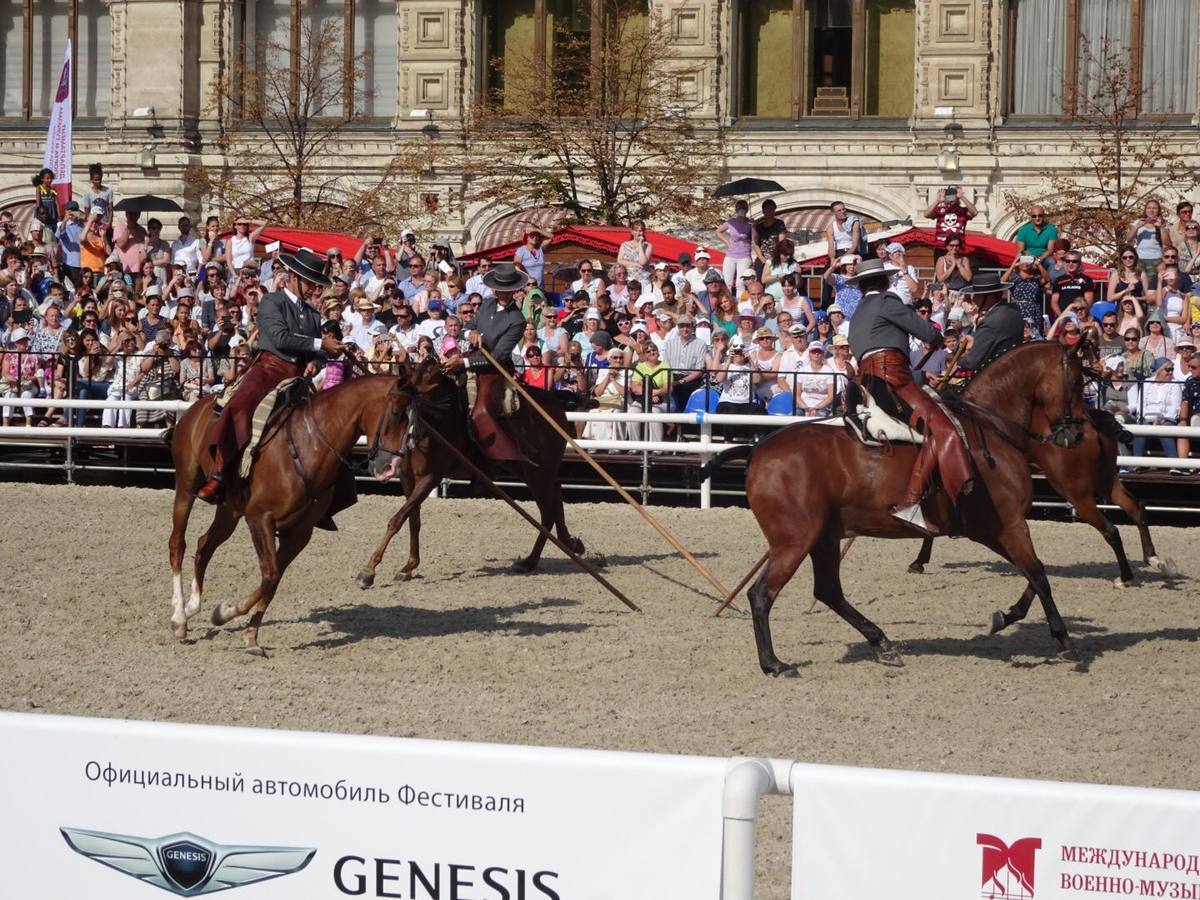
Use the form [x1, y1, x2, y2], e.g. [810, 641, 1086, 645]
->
[1, 1, 1197, 249]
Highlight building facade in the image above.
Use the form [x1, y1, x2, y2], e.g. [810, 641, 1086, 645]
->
[1, 0, 1198, 248]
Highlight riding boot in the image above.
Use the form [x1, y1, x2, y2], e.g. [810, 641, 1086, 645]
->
[892, 442, 938, 536]
[197, 451, 227, 504]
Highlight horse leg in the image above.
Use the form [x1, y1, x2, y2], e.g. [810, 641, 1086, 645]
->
[1108, 478, 1176, 575]
[513, 465, 554, 573]
[747, 540, 813, 677]
[810, 526, 901, 666]
[989, 525, 1076, 660]
[211, 514, 278, 654]
[355, 473, 438, 589]
[188, 504, 241, 623]
[550, 481, 585, 557]
[168, 485, 196, 639]
[988, 583, 1037, 635]
[397, 502, 422, 582]
[240, 523, 314, 655]
[1070, 495, 1135, 587]
[908, 536, 934, 574]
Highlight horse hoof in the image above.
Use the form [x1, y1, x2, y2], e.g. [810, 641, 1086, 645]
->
[989, 611, 1007, 635]
[1058, 648, 1080, 662]
[245, 646, 270, 659]
[907, 563, 925, 574]
[588, 552, 607, 569]
[874, 646, 904, 667]
[1151, 556, 1179, 577]
[355, 571, 375, 590]
[211, 605, 226, 627]
[1113, 576, 1132, 589]
[764, 663, 800, 678]
[172, 622, 188, 641]
[511, 559, 535, 574]
[395, 570, 415, 583]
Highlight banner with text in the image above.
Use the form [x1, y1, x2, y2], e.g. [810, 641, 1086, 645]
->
[791, 763, 1200, 900]
[0, 712, 726, 899]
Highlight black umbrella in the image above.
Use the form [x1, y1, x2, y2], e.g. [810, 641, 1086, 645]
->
[713, 177, 785, 199]
[113, 194, 184, 214]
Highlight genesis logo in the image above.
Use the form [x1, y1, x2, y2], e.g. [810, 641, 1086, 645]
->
[60, 827, 315, 896]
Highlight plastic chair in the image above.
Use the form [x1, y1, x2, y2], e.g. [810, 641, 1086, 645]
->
[684, 387, 720, 414]
[766, 393, 797, 416]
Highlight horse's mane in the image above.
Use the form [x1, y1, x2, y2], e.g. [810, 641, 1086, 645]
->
[961, 341, 1065, 406]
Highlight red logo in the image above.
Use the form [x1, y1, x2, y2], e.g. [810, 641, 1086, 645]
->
[54, 57, 71, 103]
[977, 834, 1042, 899]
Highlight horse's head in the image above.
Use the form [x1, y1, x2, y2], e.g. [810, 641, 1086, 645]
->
[1037, 343, 1088, 449]
[365, 378, 415, 482]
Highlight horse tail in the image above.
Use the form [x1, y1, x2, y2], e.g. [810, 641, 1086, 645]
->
[1087, 407, 1133, 444]
[697, 443, 754, 481]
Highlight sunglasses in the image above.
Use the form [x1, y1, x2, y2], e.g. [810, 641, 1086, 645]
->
[1065, 259, 1081, 264]
[1121, 255, 1136, 260]
[1124, 336, 1139, 342]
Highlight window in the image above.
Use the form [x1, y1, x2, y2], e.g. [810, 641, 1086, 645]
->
[237, 0, 396, 120]
[734, 0, 914, 120]
[1007, 0, 1196, 116]
[0, 0, 111, 120]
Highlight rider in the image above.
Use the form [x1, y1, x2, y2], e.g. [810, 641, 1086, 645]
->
[198, 247, 344, 503]
[446, 261, 528, 462]
[847, 257, 975, 536]
[954, 272, 1023, 374]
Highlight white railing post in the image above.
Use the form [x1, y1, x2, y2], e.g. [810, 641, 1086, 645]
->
[699, 413, 713, 509]
[721, 758, 794, 900]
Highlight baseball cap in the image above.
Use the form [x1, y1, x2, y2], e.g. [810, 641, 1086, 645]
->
[428, 299, 444, 311]
[885, 242, 906, 254]
[585, 307, 601, 320]
[228, 334, 245, 348]
[9, 327, 29, 342]
[789, 324, 807, 336]
[654, 261, 668, 270]
[676, 314, 695, 325]
[808, 340, 826, 352]
[65, 200, 80, 211]
[838, 254, 858, 266]
[694, 248, 711, 260]
[631, 323, 648, 335]
[828, 304, 844, 314]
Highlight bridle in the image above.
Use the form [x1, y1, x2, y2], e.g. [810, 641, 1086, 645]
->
[365, 379, 412, 467]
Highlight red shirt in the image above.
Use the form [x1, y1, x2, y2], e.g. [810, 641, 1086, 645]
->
[522, 366, 551, 389]
[931, 202, 974, 244]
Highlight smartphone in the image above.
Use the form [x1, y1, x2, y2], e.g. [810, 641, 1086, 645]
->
[13, 309, 32, 324]
[438, 260, 453, 275]
[264, 240, 280, 254]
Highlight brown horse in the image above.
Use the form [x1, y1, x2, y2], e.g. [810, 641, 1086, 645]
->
[700, 341, 1089, 675]
[353, 362, 586, 589]
[905, 407, 1175, 583]
[167, 374, 413, 653]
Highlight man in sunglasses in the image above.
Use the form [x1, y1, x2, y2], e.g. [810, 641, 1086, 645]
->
[1050, 253, 1095, 318]
[1014, 206, 1058, 263]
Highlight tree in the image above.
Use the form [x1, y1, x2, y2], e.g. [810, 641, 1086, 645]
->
[203, 18, 435, 240]
[461, 0, 726, 228]
[1005, 39, 1200, 261]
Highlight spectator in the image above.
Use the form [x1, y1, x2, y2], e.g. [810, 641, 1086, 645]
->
[1120, 327, 1156, 379]
[1156, 266, 1190, 342]
[716, 199, 754, 287]
[1175, 334, 1197, 379]
[1049, 251, 1094, 317]
[1158, 246, 1191, 293]
[56, 200, 85, 286]
[923, 185, 977, 246]
[0, 328, 41, 425]
[33, 168, 60, 231]
[1127, 199, 1168, 278]
[630, 342, 671, 442]
[662, 314, 706, 411]
[554, 340, 588, 406]
[714, 339, 759, 436]
[46, 329, 80, 425]
[79, 211, 109, 276]
[1097, 310, 1124, 354]
[586, 348, 631, 443]
[81, 163, 113, 225]
[112, 209, 148, 277]
[74, 328, 113, 425]
[827, 304, 849, 337]
[822, 255, 862, 319]
[828, 334, 856, 408]
[225, 216, 267, 273]
[1178, 350, 1200, 461]
[513, 226, 551, 288]
[886, 243, 922, 304]
[933, 235, 973, 297]
[521, 344, 552, 388]
[749, 326, 781, 402]
[1178, 216, 1200, 277]
[760, 239, 796, 301]
[704, 329, 729, 374]
[1128, 357, 1181, 468]
[683, 247, 716, 299]
[1044, 238, 1072, 283]
[753, 200, 788, 279]
[1141, 308, 1175, 360]
[825, 200, 865, 260]
[709, 279, 738, 336]
[616, 221, 653, 284]
[1003, 254, 1049, 332]
[1013, 205, 1058, 261]
[397, 255, 427, 301]
[417, 300, 448, 342]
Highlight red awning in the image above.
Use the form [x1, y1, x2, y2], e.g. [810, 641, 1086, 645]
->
[459, 225, 725, 267]
[217, 226, 371, 259]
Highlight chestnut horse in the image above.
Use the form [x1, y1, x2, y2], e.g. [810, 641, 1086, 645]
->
[167, 375, 413, 653]
[700, 342, 1089, 675]
[353, 360, 586, 589]
[905, 407, 1175, 583]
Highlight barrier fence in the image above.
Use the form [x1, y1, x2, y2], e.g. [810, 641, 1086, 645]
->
[2, 711, 1198, 899]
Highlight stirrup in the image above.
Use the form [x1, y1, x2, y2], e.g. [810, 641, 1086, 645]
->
[892, 503, 937, 537]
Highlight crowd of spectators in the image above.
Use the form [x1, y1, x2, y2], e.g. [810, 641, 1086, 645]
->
[1, 170, 1197, 468]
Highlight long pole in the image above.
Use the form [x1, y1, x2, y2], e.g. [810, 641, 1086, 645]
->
[420, 417, 640, 613]
[712, 550, 767, 618]
[477, 346, 735, 605]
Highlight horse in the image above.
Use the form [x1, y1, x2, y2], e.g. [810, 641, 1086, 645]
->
[353, 360, 586, 589]
[699, 341, 1090, 676]
[904, 407, 1175, 583]
[166, 374, 413, 653]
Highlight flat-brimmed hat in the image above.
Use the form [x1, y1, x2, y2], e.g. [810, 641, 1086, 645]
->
[789, 324, 807, 336]
[177, 286, 194, 299]
[832, 334, 849, 347]
[754, 326, 774, 339]
[845, 257, 901, 284]
[355, 296, 377, 310]
[143, 284, 162, 298]
[481, 263, 529, 293]
[1176, 334, 1196, 348]
[827, 303, 844, 314]
[703, 269, 724, 284]
[676, 314, 696, 325]
[959, 272, 1012, 295]
[279, 247, 333, 288]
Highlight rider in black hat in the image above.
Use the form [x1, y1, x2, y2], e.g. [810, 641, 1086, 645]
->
[444, 262, 529, 462]
[198, 247, 343, 502]
[953, 272, 1024, 373]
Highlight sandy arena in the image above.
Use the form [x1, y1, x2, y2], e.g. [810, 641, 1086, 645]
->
[1, 482, 1197, 896]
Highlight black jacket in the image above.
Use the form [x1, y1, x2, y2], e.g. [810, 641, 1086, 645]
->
[465, 295, 526, 371]
[256, 290, 322, 364]
[958, 301, 1024, 370]
[848, 289, 942, 359]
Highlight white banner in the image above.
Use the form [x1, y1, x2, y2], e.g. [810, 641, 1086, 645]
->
[0, 712, 726, 899]
[43, 38, 73, 209]
[791, 763, 1200, 900]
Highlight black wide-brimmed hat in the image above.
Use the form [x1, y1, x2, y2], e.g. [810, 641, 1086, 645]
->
[958, 272, 1012, 295]
[844, 257, 900, 284]
[278, 247, 333, 288]
[481, 262, 530, 292]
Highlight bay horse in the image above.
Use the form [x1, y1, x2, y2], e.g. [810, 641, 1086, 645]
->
[700, 341, 1089, 675]
[905, 407, 1175, 583]
[353, 360, 586, 588]
[167, 374, 413, 653]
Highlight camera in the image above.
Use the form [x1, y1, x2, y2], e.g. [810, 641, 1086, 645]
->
[944, 186, 958, 203]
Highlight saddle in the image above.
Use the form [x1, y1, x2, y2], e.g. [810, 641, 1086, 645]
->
[822, 381, 925, 447]
[238, 377, 314, 477]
